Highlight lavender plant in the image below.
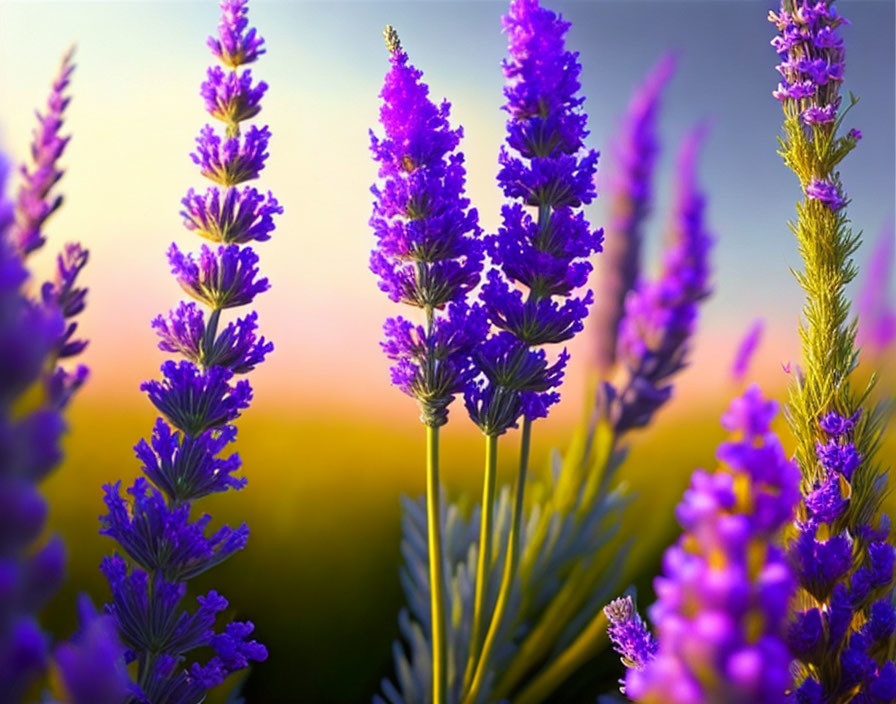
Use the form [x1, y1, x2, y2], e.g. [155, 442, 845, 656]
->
[98, 0, 273, 699]
[606, 386, 801, 703]
[369, 24, 484, 704]
[461, 2, 603, 701]
[771, 1, 896, 699]
[378, 19, 715, 704]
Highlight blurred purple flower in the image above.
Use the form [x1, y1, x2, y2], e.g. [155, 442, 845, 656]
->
[857, 221, 896, 355]
[731, 318, 764, 383]
[613, 386, 800, 704]
[592, 54, 675, 374]
[603, 125, 713, 434]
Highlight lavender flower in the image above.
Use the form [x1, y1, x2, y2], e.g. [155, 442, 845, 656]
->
[770, 0, 847, 128]
[604, 596, 657, 673]
[592, 54, 675, 374]
[603, 125, 713, 434]
[789, 412, 896, 702]
[370, 26, 483, 427]
[857, 221, 896, 355]
[11, 49, 74, 256]
[100, 1, 274, 698]
[465, 0, 602, 435]
[731, 318, 764, 383]
[0, 151, 68, 700]
[612, 386, 800, 704]
[11, 49, 89, 408]
[461, 4, 601, 703]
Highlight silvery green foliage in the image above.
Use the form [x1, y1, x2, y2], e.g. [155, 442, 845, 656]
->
[376, 419, 630, 704]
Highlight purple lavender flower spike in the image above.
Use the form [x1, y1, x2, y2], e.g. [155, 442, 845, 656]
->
[11, 49, 74, 257]
[101, 0, 275, 697]
[857, 221, 896, 355]
[0, 151, 70, 699]
[611, 386, 800, 704]
[467, 0, 602, 436]
[370, 27, 484, 426]
[592, 54, 675, 374]
[731, 318, 764, 383]
[605, 124, 713, 434]
[53, 595, 131, 704]
[605, 596, 658, 676]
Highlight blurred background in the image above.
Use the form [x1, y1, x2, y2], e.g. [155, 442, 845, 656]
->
[0, 0, 893, 701]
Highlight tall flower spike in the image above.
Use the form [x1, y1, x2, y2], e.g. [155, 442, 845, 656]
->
[603, 124, 713, 434]
[771, 2, 895, 700]
[612, 386, 800, 704]
[0, 150, 70, 699]
[591, 54, 675, 375]
[100, 0, 273, 698]
[370, 26, 484, 704]
[461, 3, 601, 703]
[12, 49, 90, 410]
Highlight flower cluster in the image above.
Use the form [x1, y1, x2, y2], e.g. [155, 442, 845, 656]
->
[592, 54, 675, 374]
[770, 0, 847, 126]
[370, 26, 484, 427]
[100, 0, 272, 698]
[789, 411, 896, 703]
[465, 0, 603, 435]
[603, 126, 712, 434]
[609, 386, 800, 703]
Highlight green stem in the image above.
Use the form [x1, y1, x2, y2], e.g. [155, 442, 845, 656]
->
[462, 418, 531, 704]
[426, 423, 447, 704]
[463, 433, 499, 691]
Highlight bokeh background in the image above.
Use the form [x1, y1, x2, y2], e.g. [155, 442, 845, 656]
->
[0, 0, 894, 701]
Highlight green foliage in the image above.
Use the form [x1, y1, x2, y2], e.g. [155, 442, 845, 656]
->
[376, 412, 632, 704]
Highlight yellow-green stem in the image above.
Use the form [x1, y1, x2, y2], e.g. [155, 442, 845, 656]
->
[463, 433, 499, 691]
[426, 424, 447, 704]
[462, 418, 531, 704]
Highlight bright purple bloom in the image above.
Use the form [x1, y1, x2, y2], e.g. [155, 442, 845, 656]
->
[592, 55, 675, 373]
[467, 0, 602, 435]
[191, 123, 270, 186]
[770, 0, 847, 128]
[857, 221, 896, 354]
[207, 0, 265, 67]
[370, 28, 483, 426]
[731, 318, 764, 383]
[615, 386, 800, 704]
[101, 0, 273, 697]
[605, 126, 713, 434]
[53, 595, 131, 704]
